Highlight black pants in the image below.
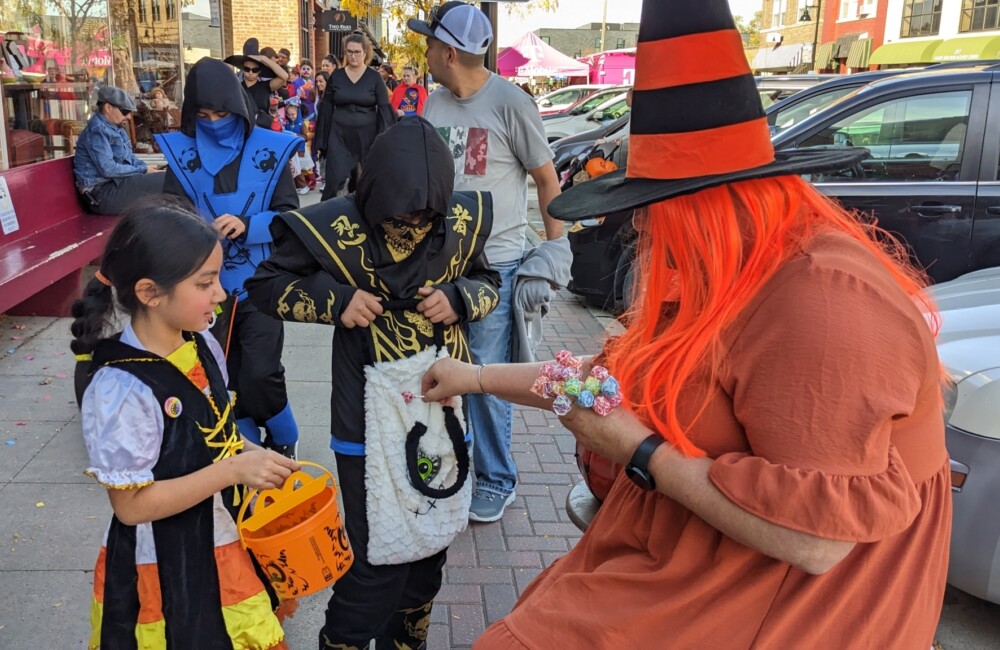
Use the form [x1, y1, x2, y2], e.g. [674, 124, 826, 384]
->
[226, 301, 290, 426]
[84, 173, 165, 215]
[320, 453, 446, 650]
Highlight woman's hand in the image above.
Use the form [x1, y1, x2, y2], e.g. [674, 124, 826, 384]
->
[231, 449, 300, 490]
[558, 404, 652, 467]
[421, 357, 478, 403]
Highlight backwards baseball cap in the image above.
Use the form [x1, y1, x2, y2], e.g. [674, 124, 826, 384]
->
[96, 86, 137, 113]
[407, 1, 493, 56]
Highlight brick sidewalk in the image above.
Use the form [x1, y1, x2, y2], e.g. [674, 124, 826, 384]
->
[426, 291, 608, 649]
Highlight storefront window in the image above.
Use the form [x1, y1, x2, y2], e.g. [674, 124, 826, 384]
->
[2, 0, 223, 168]
[1, 2, 112, 168]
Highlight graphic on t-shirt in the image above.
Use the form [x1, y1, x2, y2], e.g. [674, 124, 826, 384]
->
[437, 126, 489, 177]
[398, 88, 420, 117]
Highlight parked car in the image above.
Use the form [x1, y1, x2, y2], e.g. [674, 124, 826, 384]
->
[755, 74, 838, 108]
[540, 86, 627, 122]
[544, 93, 630, 143]
[772, 63, 1000, 283]
[766, 70, 906, 135]
[766, 62, 1000, 137]
[535, 84, 612, 116]
[569, 64, 1000, 309]
[551, 114, 630, 183]
[931, 266, 1000, 605]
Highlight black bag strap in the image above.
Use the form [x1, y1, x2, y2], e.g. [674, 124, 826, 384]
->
[404, 406, 470, 499]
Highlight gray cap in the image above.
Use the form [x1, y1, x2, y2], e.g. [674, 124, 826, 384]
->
[407, 1, 493, 56]
[96, 86, 137, 112]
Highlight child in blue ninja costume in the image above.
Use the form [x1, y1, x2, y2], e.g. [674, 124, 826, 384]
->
[157, 56, 302, 458]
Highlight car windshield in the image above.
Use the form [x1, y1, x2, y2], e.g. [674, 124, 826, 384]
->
[572, 91, 621, 115]
[772, 86, 858, 134]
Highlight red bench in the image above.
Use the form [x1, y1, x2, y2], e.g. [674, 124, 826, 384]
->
[0, 157, 119, 316]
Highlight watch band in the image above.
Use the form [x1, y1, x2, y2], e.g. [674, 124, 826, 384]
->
[629, 433, 665, 472]
[625, 433, 665, 491]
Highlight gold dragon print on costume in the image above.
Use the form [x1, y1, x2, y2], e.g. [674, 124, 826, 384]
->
[276, 280, 318, 323]
[403, 310, 434, 338]
[331, 215, 366, 250]
[449, 203, 472, 235]
[463, 284, 499, 321]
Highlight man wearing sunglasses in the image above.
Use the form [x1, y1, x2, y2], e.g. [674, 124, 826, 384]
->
[409, 2, 567, 523]
[74, 85, 165, 215]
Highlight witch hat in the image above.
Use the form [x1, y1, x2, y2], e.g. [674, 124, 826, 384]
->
[548, 0, 867, 221]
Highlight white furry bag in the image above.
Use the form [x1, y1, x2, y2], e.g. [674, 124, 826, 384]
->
[363, 346, 472, 565]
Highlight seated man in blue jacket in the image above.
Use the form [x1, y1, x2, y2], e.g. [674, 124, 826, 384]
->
[74, 86, 164, 215]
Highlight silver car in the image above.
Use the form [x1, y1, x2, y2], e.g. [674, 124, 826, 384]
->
[930, 266, 1000, 604]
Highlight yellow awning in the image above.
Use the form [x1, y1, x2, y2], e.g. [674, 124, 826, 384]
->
[847, 39, 872, 68]
[869, 39, 942, 65]
[932, 35, 1000, 62]
[814, 42, 835, 70]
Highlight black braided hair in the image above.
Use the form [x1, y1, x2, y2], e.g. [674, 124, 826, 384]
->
[69, 194, 219, 358]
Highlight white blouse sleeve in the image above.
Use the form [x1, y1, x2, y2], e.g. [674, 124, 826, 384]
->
[81, 367, 164, 489]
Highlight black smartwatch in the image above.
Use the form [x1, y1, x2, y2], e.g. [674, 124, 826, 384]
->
[624, 433, 666, 491]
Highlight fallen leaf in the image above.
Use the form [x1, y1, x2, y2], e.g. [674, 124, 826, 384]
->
[38, 378, 52, 386]
[35, 502, 44, 508]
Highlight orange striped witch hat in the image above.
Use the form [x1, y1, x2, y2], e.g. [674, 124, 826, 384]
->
[548, 0, 867, 221]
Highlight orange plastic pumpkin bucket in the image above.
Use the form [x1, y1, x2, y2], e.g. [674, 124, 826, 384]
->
[236, 461, 353, 600]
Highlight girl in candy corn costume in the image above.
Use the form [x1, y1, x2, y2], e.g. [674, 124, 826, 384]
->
[71, 198, 300, 649]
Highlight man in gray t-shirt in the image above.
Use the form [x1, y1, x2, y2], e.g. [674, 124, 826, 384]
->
[410, 2, 565, 522]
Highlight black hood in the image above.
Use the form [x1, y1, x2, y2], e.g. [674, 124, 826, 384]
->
[180, 57, 255, 137]
[354, 117, 453, 228]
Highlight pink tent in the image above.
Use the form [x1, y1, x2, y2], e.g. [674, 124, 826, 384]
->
[498, 32, 590, 78]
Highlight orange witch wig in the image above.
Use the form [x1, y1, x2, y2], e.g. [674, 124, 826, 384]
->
[604, 175, 937, 457]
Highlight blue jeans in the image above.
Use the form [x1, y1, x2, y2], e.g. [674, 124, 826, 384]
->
[468, 260, 519, 496]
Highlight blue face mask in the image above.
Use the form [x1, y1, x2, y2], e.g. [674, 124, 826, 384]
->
[195, 113, 244, 176]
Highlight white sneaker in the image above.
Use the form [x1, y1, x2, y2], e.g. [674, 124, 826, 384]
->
[296, 186, 310, 195]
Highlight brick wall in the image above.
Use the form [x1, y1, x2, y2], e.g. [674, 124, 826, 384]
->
[761, 0, 823, 45]
[225, 0, 301, 62]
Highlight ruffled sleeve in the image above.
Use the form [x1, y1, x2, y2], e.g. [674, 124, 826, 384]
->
[81, 367, 163, 489]
[709, 255, 932, 542]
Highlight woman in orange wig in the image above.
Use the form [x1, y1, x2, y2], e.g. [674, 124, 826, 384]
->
[420, 0, 952, 648]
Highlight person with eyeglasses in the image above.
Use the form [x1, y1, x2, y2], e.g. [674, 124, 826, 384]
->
[74, 85, 166, 215]
[224, 38, 289, 129]
[409, 1, 566, 523]
[314, 33, 396, 200]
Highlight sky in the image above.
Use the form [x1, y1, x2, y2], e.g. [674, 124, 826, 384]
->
[497, 0, 765, 46]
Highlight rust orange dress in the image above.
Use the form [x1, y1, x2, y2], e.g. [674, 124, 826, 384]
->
[476, 233, 952, 649]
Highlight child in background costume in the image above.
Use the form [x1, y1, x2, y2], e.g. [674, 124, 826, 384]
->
[71, 199, 300, 649]
[246, 117, 500, 649]
[157, 57, 302, 458]
[282, 97, 316, 194]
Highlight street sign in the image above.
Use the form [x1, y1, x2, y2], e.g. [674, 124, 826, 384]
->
[317, 9, 358, 33]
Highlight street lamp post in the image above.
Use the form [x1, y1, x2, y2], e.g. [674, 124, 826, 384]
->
[800, 0, 823, 70]
[600, 0, 608, 53]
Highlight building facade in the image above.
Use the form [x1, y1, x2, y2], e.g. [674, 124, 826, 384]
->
[536, 23, 640, 59]
[755, 0, 827, 74]
[871, 0, 1000, 66]
[0, 0, 349, 169]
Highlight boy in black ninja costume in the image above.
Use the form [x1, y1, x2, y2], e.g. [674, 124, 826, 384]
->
[247, 117, 500, 649]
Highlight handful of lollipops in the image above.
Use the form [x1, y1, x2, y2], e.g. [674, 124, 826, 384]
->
[530, 350, 623, 416]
